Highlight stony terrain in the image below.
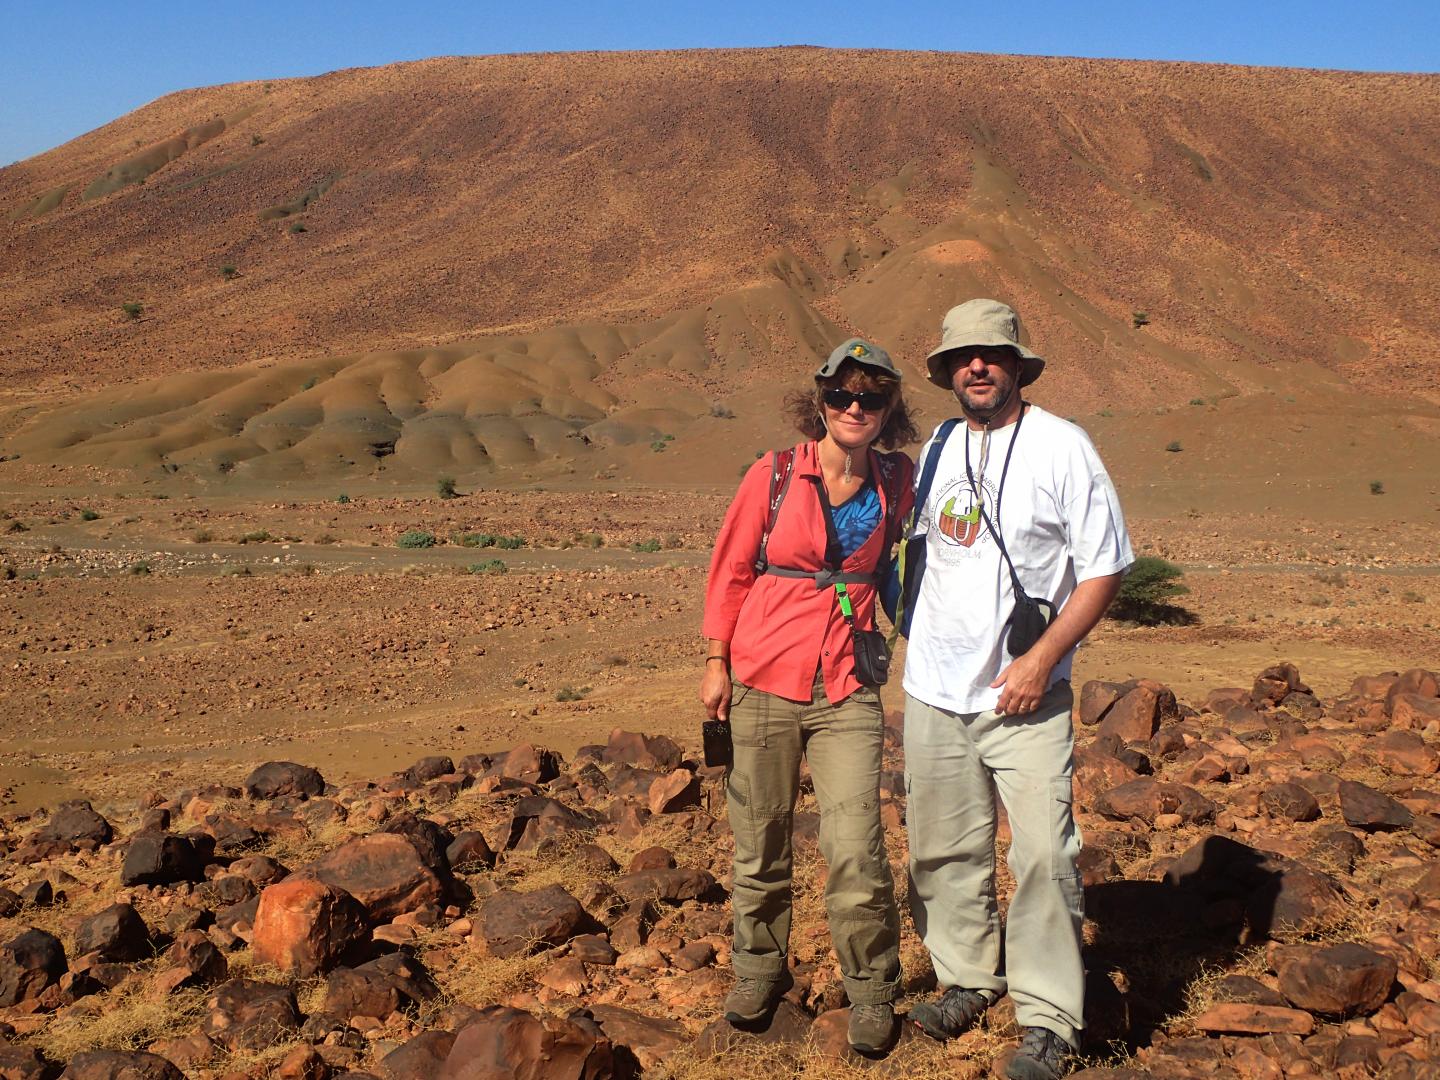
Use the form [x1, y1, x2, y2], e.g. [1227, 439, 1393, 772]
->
[2, 664, 1440, 1079]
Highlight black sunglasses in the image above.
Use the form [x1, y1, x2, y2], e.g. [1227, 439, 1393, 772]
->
[822, 388, 888, 412]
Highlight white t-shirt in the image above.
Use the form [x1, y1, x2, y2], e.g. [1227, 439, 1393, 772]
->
[903, 406, 1133, 713]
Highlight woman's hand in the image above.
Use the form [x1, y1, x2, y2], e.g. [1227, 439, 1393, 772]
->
[701, 661, 733, 721]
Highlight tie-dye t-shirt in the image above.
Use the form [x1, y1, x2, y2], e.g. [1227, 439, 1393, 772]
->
[832, 481, 881, 559]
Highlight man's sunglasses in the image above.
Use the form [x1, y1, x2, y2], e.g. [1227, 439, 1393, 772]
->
[822, 388, 888, 412]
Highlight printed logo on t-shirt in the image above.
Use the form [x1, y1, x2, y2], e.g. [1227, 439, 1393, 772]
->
[931, 477, 997, 555]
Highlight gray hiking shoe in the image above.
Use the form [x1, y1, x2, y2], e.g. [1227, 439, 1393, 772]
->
[723, 969, 794, 1025]
[909, 986, 990, 1041]
[1006, 1026, 1075, 1080]
[847, 1001, 897, 1055]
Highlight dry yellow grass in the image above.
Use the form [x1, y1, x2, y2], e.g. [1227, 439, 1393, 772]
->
[30, 975, 209, 1060]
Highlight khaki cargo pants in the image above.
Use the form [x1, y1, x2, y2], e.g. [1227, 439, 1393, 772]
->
[726, 670, 901, 1006]
[904, 679, 1085, 1046]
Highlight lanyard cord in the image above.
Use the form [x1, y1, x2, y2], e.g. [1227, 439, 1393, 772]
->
[964, 405, 1028, 592]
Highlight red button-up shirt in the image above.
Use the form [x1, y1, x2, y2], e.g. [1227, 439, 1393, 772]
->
[703, 441, 915, 703]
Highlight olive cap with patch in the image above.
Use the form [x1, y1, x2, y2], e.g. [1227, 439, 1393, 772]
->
[925, 299, 1045, 389]
[814, 338, 902, 380]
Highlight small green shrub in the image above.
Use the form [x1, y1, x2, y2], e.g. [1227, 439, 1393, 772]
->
[496, 536, 525, 550]
[128, 561, 152, 575]
[6, 521, 29, 533]
[220, 265, 238, 280]
[80, 509, 100, 521]
[710, 403, 735, 419]
[554, 685, 591, 702]
[436, 476, 458, 500]
[121, 302, 143, 319]
[575, 532, 604, 549]
[1110, 556, 1192, 625]
[1132, 311, 1149, 329]
[650, 440, 668, 452]
[335, 493, 350, 504]
[221, 564, 251, 577]
[251, 134, 264, 146]
[301, 377, 317, 391]
[396, 530, 436, 549]
[465, 559, 507, 575]
[289, 222, 306, 234]
[191, 530, 213, 543]
[632, 538, 661, 553]
[237, 530, 272, 544]
[1165, 441, 1182, 453]
[1370, 480, 1385, 495]
[1189, 398, 1206, 406]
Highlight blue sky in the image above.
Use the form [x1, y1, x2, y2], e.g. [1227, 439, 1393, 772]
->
[3, 0, 1438, 166]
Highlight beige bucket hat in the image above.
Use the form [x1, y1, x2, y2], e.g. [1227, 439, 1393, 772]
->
[925, 299, 1045, 389]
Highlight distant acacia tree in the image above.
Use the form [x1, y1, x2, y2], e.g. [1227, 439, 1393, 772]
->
[1110, 556, 1193, 625]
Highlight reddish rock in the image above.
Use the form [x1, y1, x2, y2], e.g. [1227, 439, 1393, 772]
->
[379, 1030, 456, 1080]
[30, 801, 113, 851]
[1073, 748, 1138, 812]
[573, 844, 620, 875]
[648, 769, 702, 814]
[159, 930, 229, 989]
[479, 885, 587, 958]
[498, 744, 562, 784]
[627, 846, 676, 873]
[603, 729, 684, 771]
[201, 978, 301, 1052]
[613, 867, 719, 904]
[569, 935, 618, 965]
[57, 1051, 184, 1079]
[322, 952, 437, 1021]
[311, 832, 444, 922]
[1339, 780, 1414, 831]
[1079, 680, 1128, 726]
[252, 878, 368, 976]
[404, 755, 456, 783]
[436, 1006, 614, 1080]
[1094, 779, 1216, 825]
[1204, 687, 1252, 713]
[1386, 669, 1440, 714]
[537, 955, 589, 996]
[1192, 1002, 1314, 1035]
[1275, 942, 1398, 1016]
[1391, 694, 1440, 731]
[587, 1003, 687, 1071]
[274, 1046, 327, 1080]
[0, 1043, 50, 1080]
[244, 761, 325, 800]
[1371, 731, 1440, 776]
[1262, 782, 1322, 822]
[1097, 685, 1167, 743]
[1351, 674, 1399, 701]
[1165, 834, 1345, 938]
[1253, 663, 1309, 705]
[445, 830, 495, 871]
[0, 928, 66, 1007]
[1410, 814, 1440, 848]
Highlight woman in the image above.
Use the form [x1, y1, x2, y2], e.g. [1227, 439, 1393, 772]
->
[701, 337, 918, 1055]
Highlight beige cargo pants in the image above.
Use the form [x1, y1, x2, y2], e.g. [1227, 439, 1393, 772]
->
[904, 679, 1084, 1046]
[726, 671, 902, 1006]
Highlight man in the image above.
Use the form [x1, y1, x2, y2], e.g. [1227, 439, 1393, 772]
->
[902, 300, 1133, 1080]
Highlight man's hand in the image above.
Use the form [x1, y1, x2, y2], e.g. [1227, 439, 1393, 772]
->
[991, 649, 1054, 715]
[700, 664, 732, 721]
[990, 571, 1126, 715]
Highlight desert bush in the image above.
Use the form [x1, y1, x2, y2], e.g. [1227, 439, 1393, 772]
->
[251, 133, 264, 145]
[289, 222, 306, 233]
[191, 529, 214, 543]
[220, 264, 238, 280]
[555, 686, 591, 702]
[396, 530, 436, 549]
[664, 534, 683, 549]
[1110, 556, 1192, 625]
[1132, 310, 1150, 329]
[1165, 441, 1183, 453]
[1370, 480, 1385, 495]
[1189, 398, 1206, 406]
[335, 493, 350, 504]
[121, 301, 142, 319]
[315, 533, 337, 544]
[237, 530, 272, 544]
[1402, 590, 1424, 604]
[465, 559, 507, 575]
[575, 532, 604, 549]
[710, 402, 736, 419]
[437, 476, 458, 499]
[222, 564, 252, 577]
[80, 508, 100, 521]
[495, 535, 526, 549]
[6, 520, 28, 533]
[127, 561, 151, 575]
[1311, 569, 1346, 587]
[632, 538, 662, 553]
[650, 440, 668, 452]
[300, 376, 317, 391]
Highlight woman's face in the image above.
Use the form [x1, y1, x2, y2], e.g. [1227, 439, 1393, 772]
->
[819, 373, 893, 452]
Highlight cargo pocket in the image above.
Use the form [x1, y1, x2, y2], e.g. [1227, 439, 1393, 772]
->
[1050, 777, 1080, 880]
[729, 681, 765, 748]
[726, 768, 757, 858]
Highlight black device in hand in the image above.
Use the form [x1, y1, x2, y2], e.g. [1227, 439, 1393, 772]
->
[702, 718, 733, 769]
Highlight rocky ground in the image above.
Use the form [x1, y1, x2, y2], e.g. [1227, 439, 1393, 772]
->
[3, 663, 1440, 1078]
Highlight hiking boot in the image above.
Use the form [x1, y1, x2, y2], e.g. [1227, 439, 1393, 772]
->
[723, 969, 794, 1026]
[909, 986, 990, 1041]
[1005, 1026, 1075, 1080]
[847, 1001, 897, 1055]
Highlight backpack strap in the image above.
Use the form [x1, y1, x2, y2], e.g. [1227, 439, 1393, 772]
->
[910, 419, 961, 539]
[753, 447, 796, 575]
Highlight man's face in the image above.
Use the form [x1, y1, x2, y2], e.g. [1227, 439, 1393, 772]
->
[947, 346, 1021, 414]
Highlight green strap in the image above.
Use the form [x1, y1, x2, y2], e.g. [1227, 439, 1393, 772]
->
[834, 581, 855, 621]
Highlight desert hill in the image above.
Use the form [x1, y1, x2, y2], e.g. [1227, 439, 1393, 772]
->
[1, 49, 1439, 497]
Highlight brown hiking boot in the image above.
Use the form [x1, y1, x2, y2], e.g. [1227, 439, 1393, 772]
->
[723, 969, 794, 1025]
[848, 1001, 897, 1055]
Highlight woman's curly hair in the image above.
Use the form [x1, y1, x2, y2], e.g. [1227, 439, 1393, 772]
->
[782, 357, 920, 450]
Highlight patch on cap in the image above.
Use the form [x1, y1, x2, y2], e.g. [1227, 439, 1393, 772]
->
[849, 342, 869, 358]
